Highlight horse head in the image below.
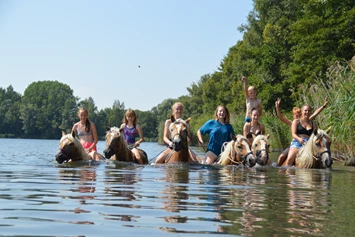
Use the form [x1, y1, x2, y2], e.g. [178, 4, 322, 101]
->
[218, 135, 256, 167]
[312, 127, 332, 168]
[169, 117, 190, 152]
[104, 126, 125, 159]
[56, 130, 87, 164]
[251, 134, 270, 166]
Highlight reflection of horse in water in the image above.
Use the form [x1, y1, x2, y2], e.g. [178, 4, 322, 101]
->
[251, 134, 271, 166]
[58, 168, 97, 224]
[160, 167, 189, 225]
[281, 128, 332, 168]
[283, 168, 332, 235]
[103, 126, 148, 164]
[217, 135, 256, 167]
[56, 131, 92, 163]
[102, 165, 140, 222]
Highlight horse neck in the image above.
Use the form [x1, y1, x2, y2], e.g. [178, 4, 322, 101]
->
[115, 138, 133, 162]
[167, 147, 189, 163]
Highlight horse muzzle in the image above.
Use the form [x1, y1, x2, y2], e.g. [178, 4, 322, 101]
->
[103, 147, 114, 159]
[55, 151, 67, 164]
[245, 153, 256, 167]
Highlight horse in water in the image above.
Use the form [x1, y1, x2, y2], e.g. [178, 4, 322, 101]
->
[103, 126, 148, 164]
[217, 135, 256, 166]
[251, 134, 271, 166]
[294, 128, 333, 169]
[163, 117, 198, 164]
[55, 131, 92, 164]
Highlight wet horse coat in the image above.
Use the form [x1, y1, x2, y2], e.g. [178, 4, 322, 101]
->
[251, 134, 271, 166]
[217, 135, 256, 166]
[55, 131, 92, 164]
[295, 128, 332, 169]
[103, 126, 148, 164]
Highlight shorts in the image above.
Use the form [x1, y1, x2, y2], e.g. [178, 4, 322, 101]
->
[244, 117, 252, 123]
[290, 138, 309, 149]
[81, 142, 97, 152]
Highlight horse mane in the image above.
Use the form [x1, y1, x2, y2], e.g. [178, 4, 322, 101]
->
[217, 140, 236, 165]
[169, 118, 188, 128]
[297, 129, 331, 168]
[218, 135, 247, 165]
[60, 133, 90, 160]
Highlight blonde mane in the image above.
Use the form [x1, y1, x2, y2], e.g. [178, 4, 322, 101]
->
[59, 133, 91, 161]
[296, 129, 332, 168]
[218, 135, 249, 165]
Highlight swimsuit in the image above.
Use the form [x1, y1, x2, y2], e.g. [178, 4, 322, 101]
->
[124, 125, 137, 145]
[81, 141, 97, 152]
[290, 120, 314, 148]
[246, 130, 262, 139]
[77, 129, 93, 137]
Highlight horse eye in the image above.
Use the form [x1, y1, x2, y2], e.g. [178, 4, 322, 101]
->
[315, 142, 321, 147]
[237, 145, 243, 150]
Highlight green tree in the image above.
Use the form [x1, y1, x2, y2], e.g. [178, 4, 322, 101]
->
[21, 81, 77, 139]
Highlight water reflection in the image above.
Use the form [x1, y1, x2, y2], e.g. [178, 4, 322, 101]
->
[161, 166, 189, 223]
[58, 167, 96, 225]
[102, 163, 142, 222]
[279, 168, 332, 235]
[216, 167, 269, 236]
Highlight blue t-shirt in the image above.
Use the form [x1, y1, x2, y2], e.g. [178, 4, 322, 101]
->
[199, 119, 235, 156]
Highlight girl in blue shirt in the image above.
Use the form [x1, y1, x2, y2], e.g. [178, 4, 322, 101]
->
[197, 105, 235, 164]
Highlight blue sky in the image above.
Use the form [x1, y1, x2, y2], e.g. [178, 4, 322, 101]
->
[0, 0, 253, 111]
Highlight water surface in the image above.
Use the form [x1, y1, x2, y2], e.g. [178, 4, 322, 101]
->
[0, 138, 354, 237]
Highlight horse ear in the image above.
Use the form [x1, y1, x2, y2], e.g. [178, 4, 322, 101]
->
[71, 130, 76, 138]
[325, 126, 332, 134]
[119, 127, 124, 133]
[313, 128, 318, 136]
[231, 134, 236, 141]
[105, 125, 110, 131]
[266, 134, 270, 139]
[170, 115, 175, 122]
[185, 117, 191, 124]
[62, 131, 66, 137]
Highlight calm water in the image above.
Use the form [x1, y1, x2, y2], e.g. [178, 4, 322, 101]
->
[0, 138, 355, 237]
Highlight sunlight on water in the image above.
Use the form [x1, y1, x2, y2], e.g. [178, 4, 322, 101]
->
[0, 138, 355, 236]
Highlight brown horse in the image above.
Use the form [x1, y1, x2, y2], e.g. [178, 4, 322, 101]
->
[163, 117, 197, 164]
[251, 134, 271, 166]
[55, 131, 92, 164]
[103, 126, 148, 164]
[294, 128, 332, 169]
[217, 135, 256, 166]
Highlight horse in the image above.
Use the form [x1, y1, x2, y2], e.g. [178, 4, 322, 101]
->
[55, 131, 92, 164]
[294, 128, 332, 169]
[217, 135, 256, 167]
[162, 117, 197, 164]
[251, 134, 271, 166]
[103, 126, 148, 164]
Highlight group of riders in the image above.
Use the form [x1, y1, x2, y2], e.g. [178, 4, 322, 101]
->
[71, 76, 328, 166]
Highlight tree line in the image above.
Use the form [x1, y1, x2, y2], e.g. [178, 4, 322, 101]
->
[1, 0, 354, 159]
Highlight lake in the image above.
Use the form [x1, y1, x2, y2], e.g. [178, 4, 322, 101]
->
[0, 138, 354, 237]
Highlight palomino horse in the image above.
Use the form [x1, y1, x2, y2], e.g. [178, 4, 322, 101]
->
[163, 117, 197, 164]
[217, 135, 256, 166]
[251, 134, 271, 166]
[55, 131, 92, 164]
[103, 126, 148, 164]
[294, 128, 332, 169]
